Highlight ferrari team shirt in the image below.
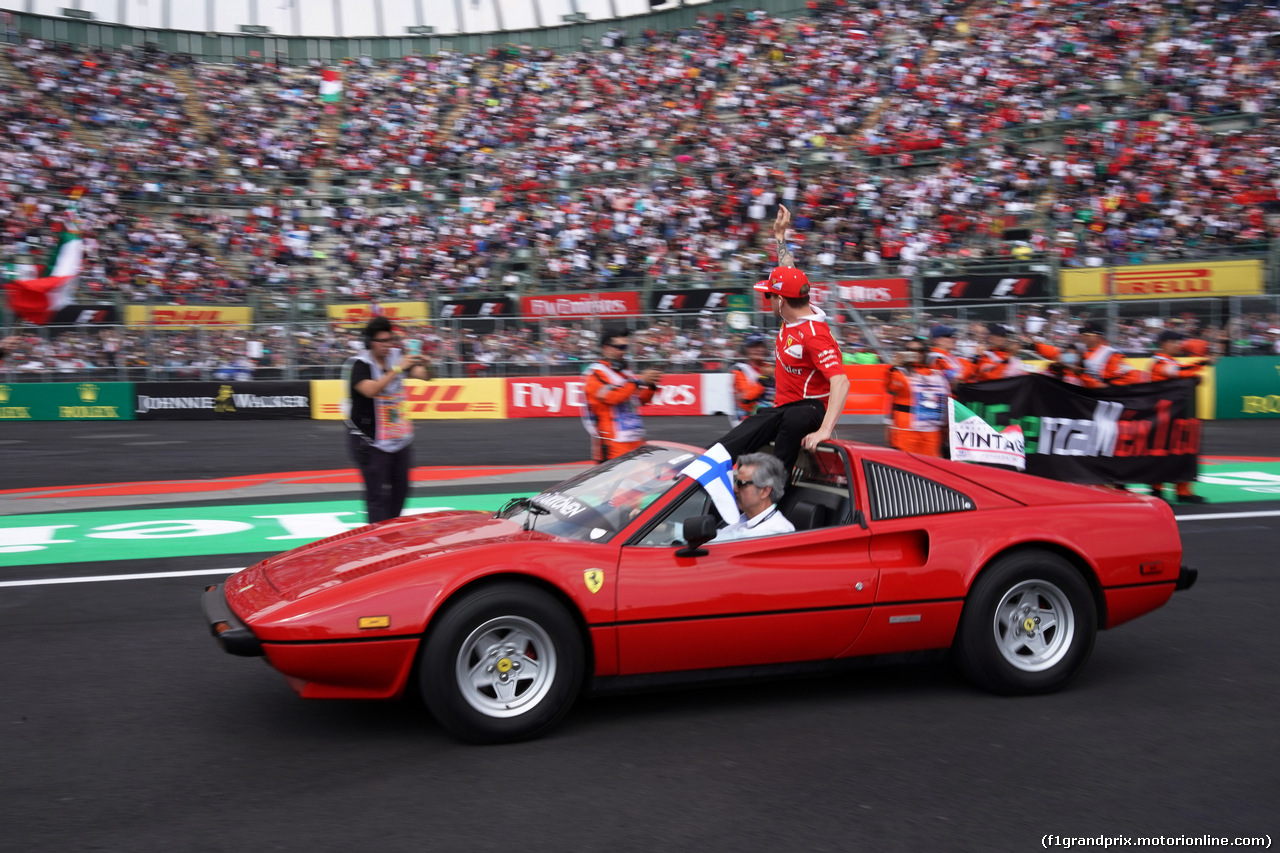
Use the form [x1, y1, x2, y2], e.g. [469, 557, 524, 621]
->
[773, 308, 845, 405]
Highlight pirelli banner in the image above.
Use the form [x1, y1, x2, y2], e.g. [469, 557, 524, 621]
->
[0, 382, 135, 421]
[135, 382, 311, 420]
[1060, 260, 1264, 301]
[124, 305, 254, 328]
[955, 376, 1200, 485]
[311, 378, 507, 420]
[326, 302, 430, 327]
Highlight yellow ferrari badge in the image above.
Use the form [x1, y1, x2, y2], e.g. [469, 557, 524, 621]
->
[583, 569, 604, 594]
[1023, 617, 1036, 633]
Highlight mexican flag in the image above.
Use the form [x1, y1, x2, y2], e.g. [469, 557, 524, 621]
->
[320, 68, 342, 103]
[949, 398, 1026, 470]
[5, 224, 82, 325]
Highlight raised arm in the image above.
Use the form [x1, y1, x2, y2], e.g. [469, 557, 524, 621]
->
[774, 204, 796, 268]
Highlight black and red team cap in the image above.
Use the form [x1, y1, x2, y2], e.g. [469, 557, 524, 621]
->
[754, 266, 810, 299]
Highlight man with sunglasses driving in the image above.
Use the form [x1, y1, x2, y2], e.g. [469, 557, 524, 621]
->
[711, 453, 795, 541]
[582, 327, 664, 463]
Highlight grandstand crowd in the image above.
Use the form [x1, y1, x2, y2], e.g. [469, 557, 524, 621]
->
[3, 0, 1280, 376]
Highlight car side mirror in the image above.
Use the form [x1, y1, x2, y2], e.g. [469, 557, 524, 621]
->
[675, 514, 718, 558]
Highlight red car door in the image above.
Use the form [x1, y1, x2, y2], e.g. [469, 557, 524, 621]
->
[614, 495, 879, 676]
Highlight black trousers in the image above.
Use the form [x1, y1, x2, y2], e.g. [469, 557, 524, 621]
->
[717, 399, 827, 472]
[348, 433, 413, 523]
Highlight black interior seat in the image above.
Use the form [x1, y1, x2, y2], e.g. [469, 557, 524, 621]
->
[777, 484, 851, 531]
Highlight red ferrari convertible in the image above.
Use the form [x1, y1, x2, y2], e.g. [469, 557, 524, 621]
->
[203, 441, 1195, 743]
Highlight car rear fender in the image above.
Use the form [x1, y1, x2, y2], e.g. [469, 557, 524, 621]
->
[964, 541, 1107, 628]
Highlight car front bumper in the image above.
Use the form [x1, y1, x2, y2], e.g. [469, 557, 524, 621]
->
[202, 583, 263, 657]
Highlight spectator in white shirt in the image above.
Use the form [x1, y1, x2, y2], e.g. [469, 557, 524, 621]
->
[712, 453, 796, 542]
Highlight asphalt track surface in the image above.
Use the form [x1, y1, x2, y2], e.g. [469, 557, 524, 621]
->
[1, 418, 1277, 851]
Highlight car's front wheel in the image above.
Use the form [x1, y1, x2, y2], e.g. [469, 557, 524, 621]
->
[420, 583, 584, 743]
[954, 550, 1097, 695]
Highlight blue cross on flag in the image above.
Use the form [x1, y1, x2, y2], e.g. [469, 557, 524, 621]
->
[679, 442, 741, 524]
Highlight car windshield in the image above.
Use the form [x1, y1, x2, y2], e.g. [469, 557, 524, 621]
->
[497, 445, 697, 543]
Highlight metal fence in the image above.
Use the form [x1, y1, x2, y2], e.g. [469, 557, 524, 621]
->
[4, 296, 1278, 384]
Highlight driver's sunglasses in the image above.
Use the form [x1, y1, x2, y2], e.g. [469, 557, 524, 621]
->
[733, 478, 756, 490]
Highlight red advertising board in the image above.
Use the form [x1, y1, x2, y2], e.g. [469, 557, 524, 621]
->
[519, 291, 642, 318]
[817, 278, 911, 309]
[508, 374, 703, 418]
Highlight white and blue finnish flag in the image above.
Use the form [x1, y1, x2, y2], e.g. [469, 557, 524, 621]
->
[679, 442, 742, 525]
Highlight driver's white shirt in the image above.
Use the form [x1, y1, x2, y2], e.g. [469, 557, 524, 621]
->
[712, 505, 795, 542]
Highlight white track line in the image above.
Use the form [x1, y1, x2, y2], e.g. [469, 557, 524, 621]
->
[0, 567, 243, 588]
[1174, 510, 1280, 522]
[3, 508, 1279, 589]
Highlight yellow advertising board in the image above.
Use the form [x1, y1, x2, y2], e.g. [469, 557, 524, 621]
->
[310, 378, 506, 420]
[123, 305, 255, 328]
[1060, 260, 1263, 302]
[326, 302, 430, 327]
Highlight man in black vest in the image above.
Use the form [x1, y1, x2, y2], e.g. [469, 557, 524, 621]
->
[344, 316, 432, 522]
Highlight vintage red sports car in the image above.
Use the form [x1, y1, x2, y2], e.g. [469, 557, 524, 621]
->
[202, 441, 1195, 743]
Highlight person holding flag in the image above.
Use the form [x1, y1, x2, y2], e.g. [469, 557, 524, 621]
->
[1145, 330, 1209, 504]
[4, 206, 82, 327]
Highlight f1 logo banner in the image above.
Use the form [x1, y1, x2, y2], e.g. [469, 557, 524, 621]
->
[437, 297, 516, 319]
[923, 273, 1050, 304]
[954, 376, 1200, 485]
[649, 289, 745, 314]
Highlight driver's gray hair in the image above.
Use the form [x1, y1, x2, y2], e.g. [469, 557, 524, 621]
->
[737, 453, 786, 502]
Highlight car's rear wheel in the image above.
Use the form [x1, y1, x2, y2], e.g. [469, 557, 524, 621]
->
[420, 583, 584, 744]
[954, 550, 1097, 695]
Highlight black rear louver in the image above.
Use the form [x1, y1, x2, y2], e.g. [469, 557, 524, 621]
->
[863, 461, 975, 521]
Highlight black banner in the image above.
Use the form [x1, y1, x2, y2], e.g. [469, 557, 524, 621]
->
[135, 381, 311, 420]
[436, 296, 516, 320]
[50, 304, 121, 326]
[649, 288, 746, 314]
[955, 376, 1200, 485]
[921, 273, 1050, 304]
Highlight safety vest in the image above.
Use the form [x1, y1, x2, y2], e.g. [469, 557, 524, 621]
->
[1082, 344, 1134, 384]
[888, 367, 951, 431]
[732, 360, 774, 423]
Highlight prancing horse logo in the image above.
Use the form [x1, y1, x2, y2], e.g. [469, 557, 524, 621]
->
[583, 569, 604, 594]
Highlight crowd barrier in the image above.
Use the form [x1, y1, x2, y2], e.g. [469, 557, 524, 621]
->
[4, 359, 1258, 422]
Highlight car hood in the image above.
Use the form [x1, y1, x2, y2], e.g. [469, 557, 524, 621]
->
[258, 510, 530, 602]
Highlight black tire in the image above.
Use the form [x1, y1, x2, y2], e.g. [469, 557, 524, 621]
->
[420, 583, 584, 744]
[954, 550, 1097, 695]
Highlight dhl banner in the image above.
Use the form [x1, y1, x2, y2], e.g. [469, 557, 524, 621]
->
[326, 302, 430, 327]
[311, 378, 506, 420]
[1060, 260, 1263, 301]
[124, 305, 254, 328]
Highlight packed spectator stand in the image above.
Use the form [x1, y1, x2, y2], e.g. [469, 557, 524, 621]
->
[3, 0, 1280, 381]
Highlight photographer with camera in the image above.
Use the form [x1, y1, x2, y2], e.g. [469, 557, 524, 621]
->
[343, 316, 433, 523]
[885, 337, 951, 457]
[582, 327, 663, 463]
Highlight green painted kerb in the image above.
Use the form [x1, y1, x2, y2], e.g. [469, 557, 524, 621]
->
[0, 494, 529, 568]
